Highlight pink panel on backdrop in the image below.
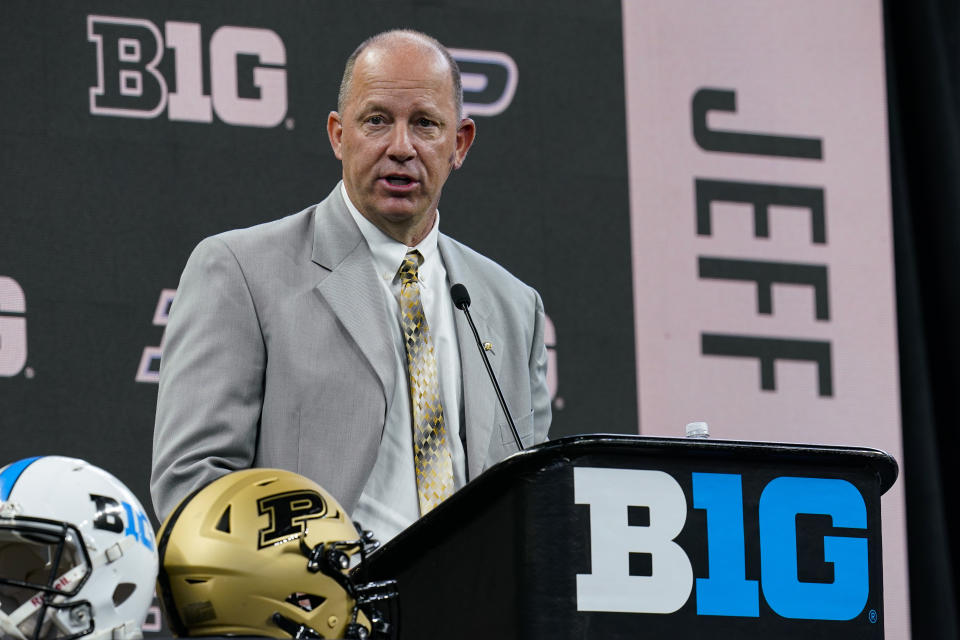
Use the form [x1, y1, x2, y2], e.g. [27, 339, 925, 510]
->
[622, 1, 907, 637]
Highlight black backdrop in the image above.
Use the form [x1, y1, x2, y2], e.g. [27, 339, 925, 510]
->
[886, 0, 960, 637]
[0, 0, 634, 506]
[0, 5, 635, 631]
[1, 1, 958, 637]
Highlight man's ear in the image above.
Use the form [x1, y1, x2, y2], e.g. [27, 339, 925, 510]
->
[453, 117, 477, 169]
[327, 111, 344, 160]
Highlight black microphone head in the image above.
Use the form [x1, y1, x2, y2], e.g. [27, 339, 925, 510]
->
[450, 283, 471, 310]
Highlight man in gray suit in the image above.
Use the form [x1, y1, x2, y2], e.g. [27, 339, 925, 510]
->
[151, 30, 551, 539]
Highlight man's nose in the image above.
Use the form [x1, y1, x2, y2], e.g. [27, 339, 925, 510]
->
[387, 124, 416, 162]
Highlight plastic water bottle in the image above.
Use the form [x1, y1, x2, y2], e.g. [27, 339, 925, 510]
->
[685, 421, 710, 439]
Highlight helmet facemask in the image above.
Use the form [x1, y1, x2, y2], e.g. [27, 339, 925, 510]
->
[0, 456, 159, 640]
[0, 517, 94, 640]
[270, 529, 397, 640]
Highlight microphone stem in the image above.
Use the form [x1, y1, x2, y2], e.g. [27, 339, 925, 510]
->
[459, 305, 524, 452]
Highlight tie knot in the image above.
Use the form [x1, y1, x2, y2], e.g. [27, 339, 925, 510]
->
[398, 250, 423, 286]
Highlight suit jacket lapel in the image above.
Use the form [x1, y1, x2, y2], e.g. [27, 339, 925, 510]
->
[310, 188, 396, 409]
[439, 235, 504, 479]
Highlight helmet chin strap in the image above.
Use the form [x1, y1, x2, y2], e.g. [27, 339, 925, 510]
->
[1, 534, 141, 640]
[1, 563, 87, 637]
[0, 612, 30, 640]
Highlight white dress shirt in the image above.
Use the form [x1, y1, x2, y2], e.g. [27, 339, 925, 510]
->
[341, 183, 466, 544]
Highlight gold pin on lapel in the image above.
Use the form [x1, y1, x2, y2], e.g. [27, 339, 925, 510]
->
[483, 341, 494, 352]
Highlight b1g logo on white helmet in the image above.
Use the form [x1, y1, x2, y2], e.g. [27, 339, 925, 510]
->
[90, 493, 155, 552]
[87, 15, 287, 128]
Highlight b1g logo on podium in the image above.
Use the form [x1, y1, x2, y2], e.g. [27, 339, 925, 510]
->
[87, 15, 287, 128]
[575, 467, 872, 623]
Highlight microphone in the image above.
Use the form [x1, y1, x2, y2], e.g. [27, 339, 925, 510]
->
[450, 284, 525, 452]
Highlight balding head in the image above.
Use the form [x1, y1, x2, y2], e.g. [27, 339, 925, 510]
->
[337, 30, 463, 119]
[326, 29, 476, 246]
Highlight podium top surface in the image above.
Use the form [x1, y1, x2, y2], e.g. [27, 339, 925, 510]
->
[519, 434, 900, 492]
[370, 433, 898, 557]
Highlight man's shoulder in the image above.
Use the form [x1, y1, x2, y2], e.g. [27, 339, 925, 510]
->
[439, 234, 512, 277]
[197, 186, 343, 257]
[205, 204, 316, 255]
[438, 233, 539, 305]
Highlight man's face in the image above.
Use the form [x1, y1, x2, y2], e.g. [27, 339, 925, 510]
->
[328, 40, 475, 244]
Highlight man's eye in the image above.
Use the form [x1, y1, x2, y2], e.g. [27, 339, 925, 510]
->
[367, 115, 384, 125]
[417, 118, 436, 127]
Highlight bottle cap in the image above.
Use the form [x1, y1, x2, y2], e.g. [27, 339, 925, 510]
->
[685, 421, 710, 438]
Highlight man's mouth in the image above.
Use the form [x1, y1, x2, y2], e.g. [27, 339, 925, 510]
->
[382, 175, 415, 187]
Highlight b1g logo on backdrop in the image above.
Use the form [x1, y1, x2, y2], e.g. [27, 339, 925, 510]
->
[575, 467, 875, 624]
[0, 277, 27, 377]
[88, 15, 287, 127]
[136, 289, 176, 383]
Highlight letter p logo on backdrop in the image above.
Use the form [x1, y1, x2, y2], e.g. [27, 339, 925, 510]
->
[450, 49, 518, 117]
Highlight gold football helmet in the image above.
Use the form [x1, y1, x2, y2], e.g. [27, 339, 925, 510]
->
[156, 469, 396, 638]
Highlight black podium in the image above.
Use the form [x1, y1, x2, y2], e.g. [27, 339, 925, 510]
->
[359, 435, 897, 639]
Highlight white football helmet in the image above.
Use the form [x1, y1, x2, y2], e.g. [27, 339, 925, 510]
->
[0, 456, 159, 639]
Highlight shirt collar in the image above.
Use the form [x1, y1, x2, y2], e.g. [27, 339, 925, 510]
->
[340, 181, 441, 287]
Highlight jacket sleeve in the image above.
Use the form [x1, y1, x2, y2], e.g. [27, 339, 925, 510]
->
[150, 236, 266, 521]
[529, 288, 552, 444]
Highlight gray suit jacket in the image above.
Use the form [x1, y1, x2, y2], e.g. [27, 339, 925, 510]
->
[151, 186, 551, 520]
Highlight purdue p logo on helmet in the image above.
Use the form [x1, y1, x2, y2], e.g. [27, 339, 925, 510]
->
[156, 468, 396, 639]
[257, 489, 332, 549]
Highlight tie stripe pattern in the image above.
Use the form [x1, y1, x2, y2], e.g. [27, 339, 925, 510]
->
[398, 250, 454, 514]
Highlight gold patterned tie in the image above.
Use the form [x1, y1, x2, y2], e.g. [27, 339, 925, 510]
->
[398, 250, 454, 514]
